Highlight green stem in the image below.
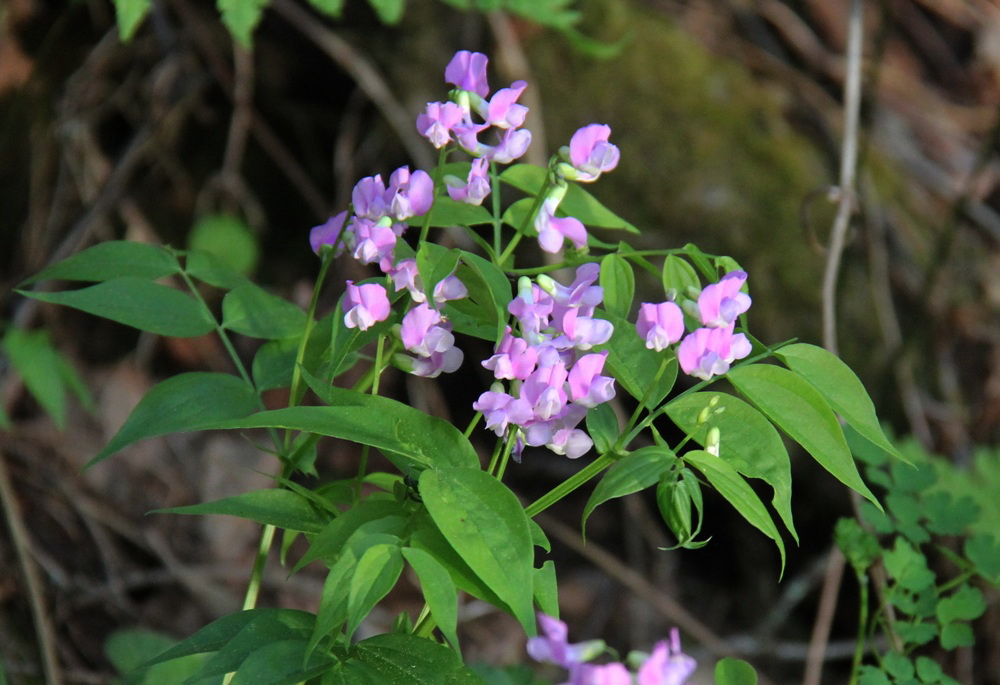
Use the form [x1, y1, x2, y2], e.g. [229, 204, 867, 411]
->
[286, 250, 335, 418]
[525, 453, 615, 518]
[849, 573, 869, 685]
[463, 412, 483, 439]
[497, 176, 553, 267]
[419, 147, 450, 246]
[614, 354, 673, 453]
[493, 436, 516, 482]
[486, 438, 505, 476]
[355, 335, 386, 501]
[491, 161, 503, 256]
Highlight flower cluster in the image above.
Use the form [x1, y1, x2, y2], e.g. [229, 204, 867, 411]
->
[308, 164, 468, 378]
[636, 270, 753, 381]
[473, 264, 615, 459]
[528, 614, 696, 685]
[417, 49, 532, 205]
[534, 124, 620, 254]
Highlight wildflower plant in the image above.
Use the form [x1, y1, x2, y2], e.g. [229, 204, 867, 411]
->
[19, 50, 904, 683]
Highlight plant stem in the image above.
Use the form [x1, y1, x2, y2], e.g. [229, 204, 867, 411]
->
[614, 354, 673, 453]
[419, 147, 450, 246]
[525, 453, 615, 518]
[497, 175, 552, 267]
[491, 161, 503, 256]
[463, 412, 483, 439]
[849, 573, 869, 685]
[494, 436, 516, 482]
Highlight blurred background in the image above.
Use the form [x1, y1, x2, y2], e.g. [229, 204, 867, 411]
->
[2, 0, 1000, 683]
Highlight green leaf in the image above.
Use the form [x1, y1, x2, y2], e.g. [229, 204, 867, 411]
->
[727, 364, 880, 509]
[446, 251, 510, 342]
[113, 0, 152, 40]
[533, 560, 559, 619]
[331, 633, 486, 684]
[21, 240, 178, 286]
[834, 518, 881, 575]
[857, 666, 892, 685]
[366, 0, 405, 23]
[2, 329, 68, 428]
[143, 609, 314, 667]
[211, 391, 479, 471]
[309, 552, 358, 653]
[418, 196, 494, 228]
[585, 402, 618, 455]
[154, 489, 331, 534]
[661, 255, 700, 298]
[666, 392, 796, 541]
[402, 548, 460, 653]
[895, 620, 937, 646]
[681, 243, 716, 281]
[306, 0, 345, 17]
[222, 283, 306, 339]
[940, 622, 974, 649]
[883, 538, 935, 593]
[296, 498, 407, 570]
[683, 450, 785, 574]
[420, 468, 535, 634]
[22, 277, 215, 337]
[657, 468, 707, 549]
[252, 314, 333, 391]
[189, 215, 259, 278]
[599, 254, 634, 318]
[883, 652, 914, 680]
[714, 657, 758, 685]
[598, 312, 677, 409]
[499, 165, 639, 232]
[217, 0, 269, 47]
[347, 544, 404, 637]
[89, 373, 259, 467]
[936, 586, 986, 624]
[923, 492, 978, 536]
[193, 611, 315, 681]
[416, 243, 462, 307]
[185, 250, 251, 290]
[106, 629, 207, 684]
[964, 533, 1000, 584]
[230, 639, 333, 685]
[776, 343, 903, 462]
[582, 446, 673, 532]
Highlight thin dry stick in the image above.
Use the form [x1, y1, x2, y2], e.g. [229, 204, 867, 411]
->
[805, 1, 863, 684]
[0, 450, 62, 685]
[270, 0, 434, 171]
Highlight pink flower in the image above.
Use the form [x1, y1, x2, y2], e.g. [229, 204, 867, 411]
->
[486, 80, 528, 129]
[400, 304, 454, 357]
[536, 195, 587, 254]
[387, 167, 434, 220]
[445, 50, 490, 98]
[410, 347, 464, 378]
[637, 629, 697, 685]
[473, 390, 533, 436]
[351, 218, 397, 269]
[309, 211, 347, 255]
[567, 352, 616, 407]
[697, 270, 751, 328]
[636, 301, 685, 351]
[482, 328, 539, 381]
[342, 281, 390, 331]
[677, 325, 752, 381]
[446, 158, 491, 205]
[565, 124, 620, 182]
[572, 662, 632, 685]
[416, 101, 467, 148]
[526, 614, 605, 670]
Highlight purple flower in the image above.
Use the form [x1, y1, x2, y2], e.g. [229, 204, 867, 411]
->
[521, 361, 569, 420]
[416, 101, 467, 148]
[410, 347, 464, 378]
[387, 167, 434, 220]
[342, 281, 390, 331]
[637, 629, 697, 685]
[352, 175, 389, 221]
[446, 158, 491, 205]
[484, 127, 532, 164]
[389, 259, 467, 304]
[526, 614, 604, 670]
[482, 328, 539, 381]
[572, 662, 632, 685]
[567, 352, 616, 407]
[697, 270, 751, 328]
[400, 304, 455, 357]
[309, 211, 347, 255]
[555, 309, 613, 350]
[351, 218, 397, 270]
[677, 325, 752, 381]
[486, 80, 529, 129]
[508, 278, 554, 338]
[473, 390, 533, 436]
[545, 426, 594, 459]
[636, 301, 685, 351]
[566, 124, 620, 182]
[536, 195, 587, 254]
[445, 50, 490, 98]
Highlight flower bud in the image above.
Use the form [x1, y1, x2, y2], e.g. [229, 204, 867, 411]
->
[706, 427, 721, 457]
